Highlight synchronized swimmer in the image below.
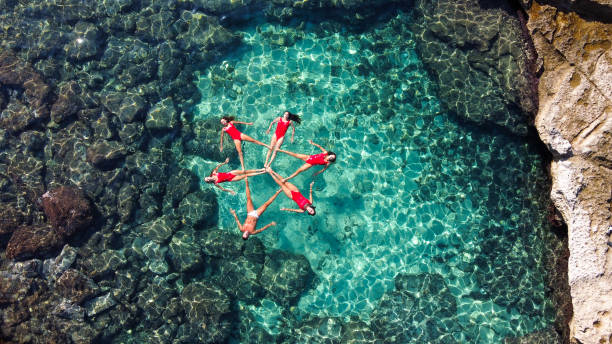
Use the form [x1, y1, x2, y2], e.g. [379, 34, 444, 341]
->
[264, 111, 301, 168]
[220, 116, 270, 170]
[210, 112, 334, 239]
[204, 158, 266, 195]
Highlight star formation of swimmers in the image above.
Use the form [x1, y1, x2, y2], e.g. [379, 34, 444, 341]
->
[204, 111, 337, 240]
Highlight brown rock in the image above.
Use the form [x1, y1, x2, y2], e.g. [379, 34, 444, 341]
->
[0, 206, 26, 235]
[0, 50, 50, 120]
[86, 140, 127, 168]
[41, 186, 93, 237]
[50, 81, 84, 124]
[527, 2, 612, 343]
[56, 269, 100, 304]
[5, 224, 65, 260]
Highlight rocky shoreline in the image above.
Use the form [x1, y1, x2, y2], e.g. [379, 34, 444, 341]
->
[0, 0, 602, 343]
[524, 1, 612, 343]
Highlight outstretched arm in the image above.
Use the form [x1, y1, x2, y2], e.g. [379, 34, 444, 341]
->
[312, 164, 330, 178]
[219, 130, 225, 152]
[266, 117, 280, 134]
[232, 120, 253, 125]
[215, 184, 236, 195]
[291, 123, 295, 143]
[308, 181, 314, 203]
[230, 209, 242, 231]
[212, 157, 230, 174]
[308, 140, 327, 153]
[281, 207, 305, 213]
[253, 221, 277, 235]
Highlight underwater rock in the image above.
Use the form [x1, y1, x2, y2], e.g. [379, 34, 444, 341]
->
[168, 228, 203, 272]
[64, 21, 101, 61]
[117, 183, 138, 223]
[84, 292, 117, 317]
[163, 167, 199, 210]
[370, 273, 459, 342]
[504, 326, 562, 344]
[83, 249, 127, 279]
[140, 214, 178, 244]
[118, 121, 145, 147]
[52, 299, 86, 321]
[178, 281, 232, 343]
[50, 81, 85, 124]
[41, 186, 93, 237]
[42, 244, 78, 281]
[340, 318, 378, 343]
[5, 224, 65, 260]
[409, 0, 534, 135]
[0, 99, 40, 134]
[200, 228, 244, 257]
[177, 190, 218, 228]
[142, 240, 169, 275]
[0, 205, 26, 235]
[145, 97, 178, 131]
[176, 10, 240, 55]
[259, 249, 315, 307]
[0, 50, 50, 121]
[100, 91, 146, 123]
[180, 281, 230, 318]
[290, 316, 345, 343]
[182, 117, 236, 161]
[56, 268, 100, 304]
[135, 8, 177, 42]
[136, 277, 179, 327]
[19, 130, 46, 153]
[86, 140, 127, 168]
[8, 259, 43, 278]
[216, 255, 264, 303]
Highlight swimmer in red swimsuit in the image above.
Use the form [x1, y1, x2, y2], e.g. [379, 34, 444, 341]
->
[264, 111, 301, 168]
[220, 116, 270, 170]
[266, 168, 316, 216]
[204, 158, 266, 195]
[229, 177, 282, 240]
[276, 140, 336, 181]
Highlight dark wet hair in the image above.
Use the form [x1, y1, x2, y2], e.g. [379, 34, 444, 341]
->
[222, 116, 235, 122]
[327, 151, 337, 162]
[284, 111, 301, 125]
[306, 204, 316, 216]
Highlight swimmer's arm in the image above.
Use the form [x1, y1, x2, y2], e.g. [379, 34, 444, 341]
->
[308, 140, 327, 153]
[232, 120, 253, 125]
[253, 221, 277, 234]
[219, 129, 224, 152]
[308, 181, 314, 203]
[230, 209, 242, 231]
[290, 123, 295, 143]
[266, 117, 279, 134]
[281, 207, 304, 213]
[313, 165, 329, 178]
[215, 184, 236, 195]
[212, 157, 230, 174]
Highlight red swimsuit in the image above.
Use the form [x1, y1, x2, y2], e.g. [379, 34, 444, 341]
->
[274, 119, 291, 139]
[305, 153, 328, 165]
[215, 172, 236, 184]
[291, 191, 310, 210]
[223, 122, 242, 140]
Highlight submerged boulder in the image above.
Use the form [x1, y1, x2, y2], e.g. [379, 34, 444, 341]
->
[41, 186, 93, 237]
[259, 249, 315, 307]
[5, 224, 65, 260]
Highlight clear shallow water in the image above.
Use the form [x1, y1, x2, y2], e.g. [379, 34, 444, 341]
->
[187, 12, 555, 342]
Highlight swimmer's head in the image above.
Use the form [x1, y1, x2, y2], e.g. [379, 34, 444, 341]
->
[326, 151, 337, 163]
[305, 204, 316, 216]
[204, 176, 215, 183]
[242, 231, 250, 240]
[283, 111, 302, 124]
[221, 116, 235, 125]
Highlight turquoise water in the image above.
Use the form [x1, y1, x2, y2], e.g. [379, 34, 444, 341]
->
[186, 12, 555, 342]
